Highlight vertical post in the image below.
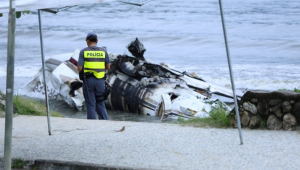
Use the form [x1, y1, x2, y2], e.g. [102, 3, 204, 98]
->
[218, 0, 243, 144]
[4, 0, 16, 169]
[38, 9, 52, 135]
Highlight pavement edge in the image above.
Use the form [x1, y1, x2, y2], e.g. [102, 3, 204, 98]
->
[0, 157, 154, 170]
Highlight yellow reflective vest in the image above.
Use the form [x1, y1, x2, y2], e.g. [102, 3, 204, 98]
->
[83, 49, 106, 79]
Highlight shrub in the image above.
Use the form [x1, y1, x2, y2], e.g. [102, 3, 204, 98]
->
[176, 107, 231, 128]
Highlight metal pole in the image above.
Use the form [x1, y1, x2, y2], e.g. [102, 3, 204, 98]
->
[4, 0, 16, 169]
[218, 0, 243, 144]
[38, 9, 52, 135]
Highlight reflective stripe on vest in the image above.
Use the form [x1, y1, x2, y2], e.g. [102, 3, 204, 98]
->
[84, 50, 106, 79]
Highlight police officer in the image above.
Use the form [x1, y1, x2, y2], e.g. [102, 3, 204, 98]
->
[77, 33, 110, 120]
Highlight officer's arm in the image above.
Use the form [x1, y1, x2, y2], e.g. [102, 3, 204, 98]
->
[77, 50, 84, 72]
[105, 51, 110, 70]
[105, 63, 110, 70]
[77, 66, 83, 72]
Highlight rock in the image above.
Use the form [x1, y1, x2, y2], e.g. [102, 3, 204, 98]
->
[257, 101, 269, 118]
[292, 101, 300, 123]
[249, 115, 261, 129]
[281, 101, 292, 113]
[267, 114, 283, 130]
[270, 105, 283, 118]
[251, 98, 258, 103]
[290, 100, 295, 105]
[243, 102, 257, 114]
[269, 99, 282, 106]
[243, 90, 300, 101]
[239, 106, 244, 112]
[239, 111, 243, 115]
[283, 113, 297, 130]
[237, 90, 300, 130]
[241, 111, 250, 127]
[230, 108, 235, 116]
[231, 114, 238, 128]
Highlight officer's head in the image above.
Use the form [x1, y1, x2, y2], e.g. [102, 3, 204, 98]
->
[86, 32, 98, 43]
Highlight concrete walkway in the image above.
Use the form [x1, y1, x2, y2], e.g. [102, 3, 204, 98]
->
[1, 116, 300, 170]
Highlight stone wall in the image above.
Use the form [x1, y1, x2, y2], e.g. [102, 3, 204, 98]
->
[231, 90, 300, 130]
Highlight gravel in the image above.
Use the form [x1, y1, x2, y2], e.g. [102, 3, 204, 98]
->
[1, 116, 300, 170]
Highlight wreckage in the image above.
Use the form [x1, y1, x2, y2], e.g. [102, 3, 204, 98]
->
[18, 38, 237, 119]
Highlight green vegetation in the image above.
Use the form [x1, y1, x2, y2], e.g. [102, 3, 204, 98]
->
[12, 158, 27, 169]
[0, 10, 30, 18]
[175, 107, 232, 128]
[16, 10, 30, 18]
[0, 91, 63, 118]
[258, 117, 267, 129]
[13, 95, 63, 117]
[12, 158, 41, 169]
[32, 165, 40, 170]
[278, 87, 300, 93]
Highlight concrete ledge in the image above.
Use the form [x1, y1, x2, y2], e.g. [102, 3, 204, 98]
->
[0, 157, 152, 170]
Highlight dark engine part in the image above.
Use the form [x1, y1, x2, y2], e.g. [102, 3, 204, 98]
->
[69, 80, 83, 97]
[127, 38, 146, 60]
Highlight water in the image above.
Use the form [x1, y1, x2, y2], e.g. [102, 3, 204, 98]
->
[0, 0, 299, 120]
[47, 98, 162, 122]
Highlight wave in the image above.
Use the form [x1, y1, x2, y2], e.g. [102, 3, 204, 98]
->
[0, 65, 40, 77]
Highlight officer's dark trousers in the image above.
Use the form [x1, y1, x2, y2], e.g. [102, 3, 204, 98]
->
[83, 76, 108, 120]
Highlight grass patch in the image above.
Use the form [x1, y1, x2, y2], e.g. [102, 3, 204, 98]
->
[12, 158, 27, 169]
[175, 107, 231, 128]
[0, 90, 63, 117]
[278, 87, 300, 93]
[13, 95, 63, 117]
[258, 117, 267, 128]
[294, 88, 300, 93]
[32, 166, 40, 170]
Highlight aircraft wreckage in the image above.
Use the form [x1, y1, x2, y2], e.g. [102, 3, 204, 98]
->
[18, 38, 238, 119]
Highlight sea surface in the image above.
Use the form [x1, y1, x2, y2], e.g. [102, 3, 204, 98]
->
[0, 0, 299, 120]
